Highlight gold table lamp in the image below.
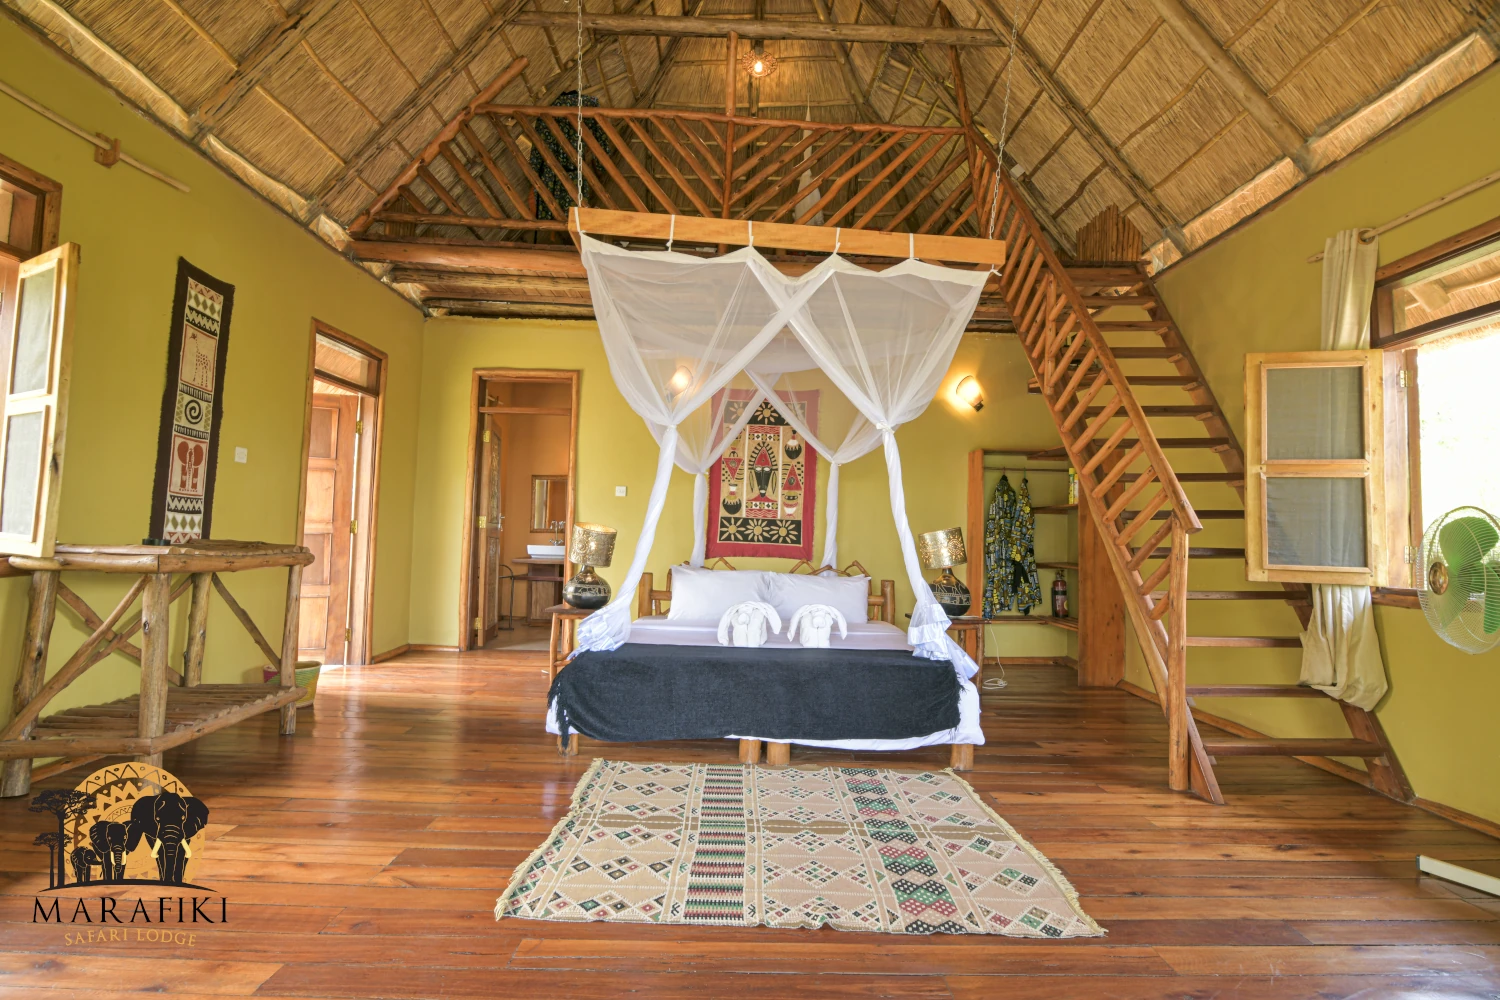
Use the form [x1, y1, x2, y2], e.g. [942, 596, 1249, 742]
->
[918, 527, 971, 616]
[563, 523, 616, 609]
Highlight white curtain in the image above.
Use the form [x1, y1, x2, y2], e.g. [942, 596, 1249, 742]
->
[1300, 228, 1388, 711]
[573, 233, 986, 679]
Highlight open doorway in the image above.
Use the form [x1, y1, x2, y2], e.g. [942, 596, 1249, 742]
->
[460, 369, 578, 652]
[297, 322, 385, 665]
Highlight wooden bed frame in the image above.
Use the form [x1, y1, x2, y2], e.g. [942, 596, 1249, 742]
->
[559, 558, 975, 770]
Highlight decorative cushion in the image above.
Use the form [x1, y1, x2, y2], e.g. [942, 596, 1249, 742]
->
[666, 567, 772, 620]
[765, 572, 870, 623]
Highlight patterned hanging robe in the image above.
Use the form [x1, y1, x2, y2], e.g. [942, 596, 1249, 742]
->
[983, 475, 1043, 616]
[531, 91, 612, 220]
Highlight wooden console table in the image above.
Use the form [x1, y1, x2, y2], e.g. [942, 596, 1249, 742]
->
[0, 540, 313, 797]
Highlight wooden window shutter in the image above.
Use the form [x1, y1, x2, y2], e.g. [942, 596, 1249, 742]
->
[1245, 350, 1389, 586]
[0, 242, 79, 556]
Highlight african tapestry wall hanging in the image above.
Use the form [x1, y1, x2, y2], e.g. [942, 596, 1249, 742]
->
[147, 260, 234, 544]
[707, 392, 817, 560]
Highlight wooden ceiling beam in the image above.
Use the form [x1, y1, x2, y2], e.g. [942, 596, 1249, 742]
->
[1144, 0, 1312, 173]
[510, 11, 1001, 46]
[311, 0, 531, 205]
[190, 0, 342, 134]
[966, 0, 1188, 253]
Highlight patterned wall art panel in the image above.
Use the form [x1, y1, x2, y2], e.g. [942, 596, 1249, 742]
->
[707, 391, 817, 560]
[147, 260, 234, 544]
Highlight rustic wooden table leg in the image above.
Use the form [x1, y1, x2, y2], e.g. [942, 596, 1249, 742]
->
[182, 572, 212, 688]
[137, 572, 172, 767]
[279, 563, 304, 736]
[0, 570, 60, 797]
[547, 613, 561, 682]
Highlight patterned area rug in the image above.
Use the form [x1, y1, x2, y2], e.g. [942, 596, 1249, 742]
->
[496, 759, 1103, 937]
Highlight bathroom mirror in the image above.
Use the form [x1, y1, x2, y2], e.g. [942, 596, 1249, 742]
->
[530, 475, 568, 532]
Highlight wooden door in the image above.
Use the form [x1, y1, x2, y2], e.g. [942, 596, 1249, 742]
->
[300, 393, 358, 664]
[474, 416, 505, 645]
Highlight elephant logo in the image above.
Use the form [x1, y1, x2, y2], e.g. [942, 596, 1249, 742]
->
[30, 763, 213, 891]
[126, 793, 210, 886]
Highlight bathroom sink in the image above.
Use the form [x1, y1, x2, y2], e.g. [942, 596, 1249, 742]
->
[527, 544, 566, 559]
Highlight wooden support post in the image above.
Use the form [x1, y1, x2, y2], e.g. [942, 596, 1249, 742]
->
[1165, 520, 1190, 792]
[138, 572, 173, 767]
[722, 30, 738, 230]
[967, 449, 985, 604]
[949, 743, 973, 771]
[279, 563, 304, 736]
[765, 741, 790, 766]
[182, 572, 212, 688]
[1077, 501, 1125, 687]
[0, 571, 60, 797]
[738, 738, 761, 764]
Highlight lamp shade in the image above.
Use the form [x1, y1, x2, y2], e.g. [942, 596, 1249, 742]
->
[918, 527, 966, 569]
[569, 522, 617, 567]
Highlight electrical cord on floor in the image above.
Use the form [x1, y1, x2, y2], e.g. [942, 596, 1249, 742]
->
[980, 624, 1007, 689]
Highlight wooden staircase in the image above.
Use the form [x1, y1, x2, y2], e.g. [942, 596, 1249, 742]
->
[975, 157, 1410, 804]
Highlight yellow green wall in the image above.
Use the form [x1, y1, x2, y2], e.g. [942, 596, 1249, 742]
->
[410, 317, 1074, 661]
[1146, 65, 1500, 823]
[0, 17, 425, 727]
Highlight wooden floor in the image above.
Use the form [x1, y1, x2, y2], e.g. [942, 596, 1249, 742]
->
[3, 655, 1498, 998]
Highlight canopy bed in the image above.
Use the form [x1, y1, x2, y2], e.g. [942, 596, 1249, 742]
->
[549, 208, 1001, 769]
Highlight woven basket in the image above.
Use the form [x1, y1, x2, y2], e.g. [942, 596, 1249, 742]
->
[262, 661, 321, 708]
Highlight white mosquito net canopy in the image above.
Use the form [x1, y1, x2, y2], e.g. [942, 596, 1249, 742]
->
[574, 231, 989, 677]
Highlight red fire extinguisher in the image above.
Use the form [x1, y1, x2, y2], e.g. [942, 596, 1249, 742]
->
[1051, 570, 1069, 618]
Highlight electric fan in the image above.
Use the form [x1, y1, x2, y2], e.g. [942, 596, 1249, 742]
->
[1414, 507, 1500, 899]
[1417, 506, 1500, 655]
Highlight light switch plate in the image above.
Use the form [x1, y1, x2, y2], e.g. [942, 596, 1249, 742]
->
[234, 447, 248, 463]
[615, 485, 627, 497]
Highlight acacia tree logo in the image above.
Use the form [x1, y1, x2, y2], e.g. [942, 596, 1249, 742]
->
[31, 763, 211, 891]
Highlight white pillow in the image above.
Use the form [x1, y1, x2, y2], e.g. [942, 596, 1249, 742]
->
[765, 572, 870, 623]
[666, 567, 771, 620]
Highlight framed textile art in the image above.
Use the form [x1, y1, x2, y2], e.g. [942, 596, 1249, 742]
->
[707, 392, 817, 560]
[147, 259, 234, 544]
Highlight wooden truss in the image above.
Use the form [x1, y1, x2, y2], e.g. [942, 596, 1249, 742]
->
[350, 105, 995, 245]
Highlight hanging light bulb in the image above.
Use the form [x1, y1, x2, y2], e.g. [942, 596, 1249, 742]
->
[667, 365, 694, 394]
[740, 50, 778, 79]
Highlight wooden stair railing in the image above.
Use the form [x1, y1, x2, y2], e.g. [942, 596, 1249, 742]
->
[1062, 259, 1411, 804]
[969, 141, 1220, 802]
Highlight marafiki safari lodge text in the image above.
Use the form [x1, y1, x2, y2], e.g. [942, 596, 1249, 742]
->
[33, 895, 228, 926]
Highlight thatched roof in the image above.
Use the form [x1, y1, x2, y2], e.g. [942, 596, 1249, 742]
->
[6, 0, 1496, 310]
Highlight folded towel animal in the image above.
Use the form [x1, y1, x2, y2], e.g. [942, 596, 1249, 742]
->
[787, 603, 848, 648]
[717, 601, 782, 647]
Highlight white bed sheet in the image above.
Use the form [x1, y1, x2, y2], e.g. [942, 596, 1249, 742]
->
[546, 616, 984, 749]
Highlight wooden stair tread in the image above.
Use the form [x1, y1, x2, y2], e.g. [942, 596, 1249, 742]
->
[1121, 508, 1243, 520]
[1085, 405, 1212, 417]
[1188, 684, 1327, 697]
[1063, 265, 1143, 286]
[1081, 295, 1156, 307]
[1095, 320, 1171, 331]
[1200, 738, 1386, 757]
[1120, 472, 1244, 484]
[1150, 591, 1308, 601]
[1026, 375, 1201, 393]
[1132, 547, 1246, 559]
[1185, 636, 1301, 648]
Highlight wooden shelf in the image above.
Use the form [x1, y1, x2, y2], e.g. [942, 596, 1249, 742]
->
[1031, 505, 1078, 514]
[1037, 561, 1078, 571]
[982, 615, 1079, 632]
[0, 684, 302, 760]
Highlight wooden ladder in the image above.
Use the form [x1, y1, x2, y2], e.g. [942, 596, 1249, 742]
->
[1058, 261, 1412, 804]
[974, 157, 1219, 801]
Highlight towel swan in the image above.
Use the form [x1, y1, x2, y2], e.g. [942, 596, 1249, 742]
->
[717, 601, 782, 647]
[786, 603, 848, 648]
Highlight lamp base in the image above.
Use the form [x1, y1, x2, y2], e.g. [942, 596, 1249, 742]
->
[563, 564, 611, 609]
[930, 568, 971, 617]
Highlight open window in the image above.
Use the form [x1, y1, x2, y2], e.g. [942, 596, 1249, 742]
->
[0, 156, 71, 558]
[1245, 351, 1394, 586]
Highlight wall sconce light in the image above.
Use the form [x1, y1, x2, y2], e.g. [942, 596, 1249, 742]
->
[741, 50, 777, 79]
[955, 375, 984, 411]
[667, 364, 694, 394]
